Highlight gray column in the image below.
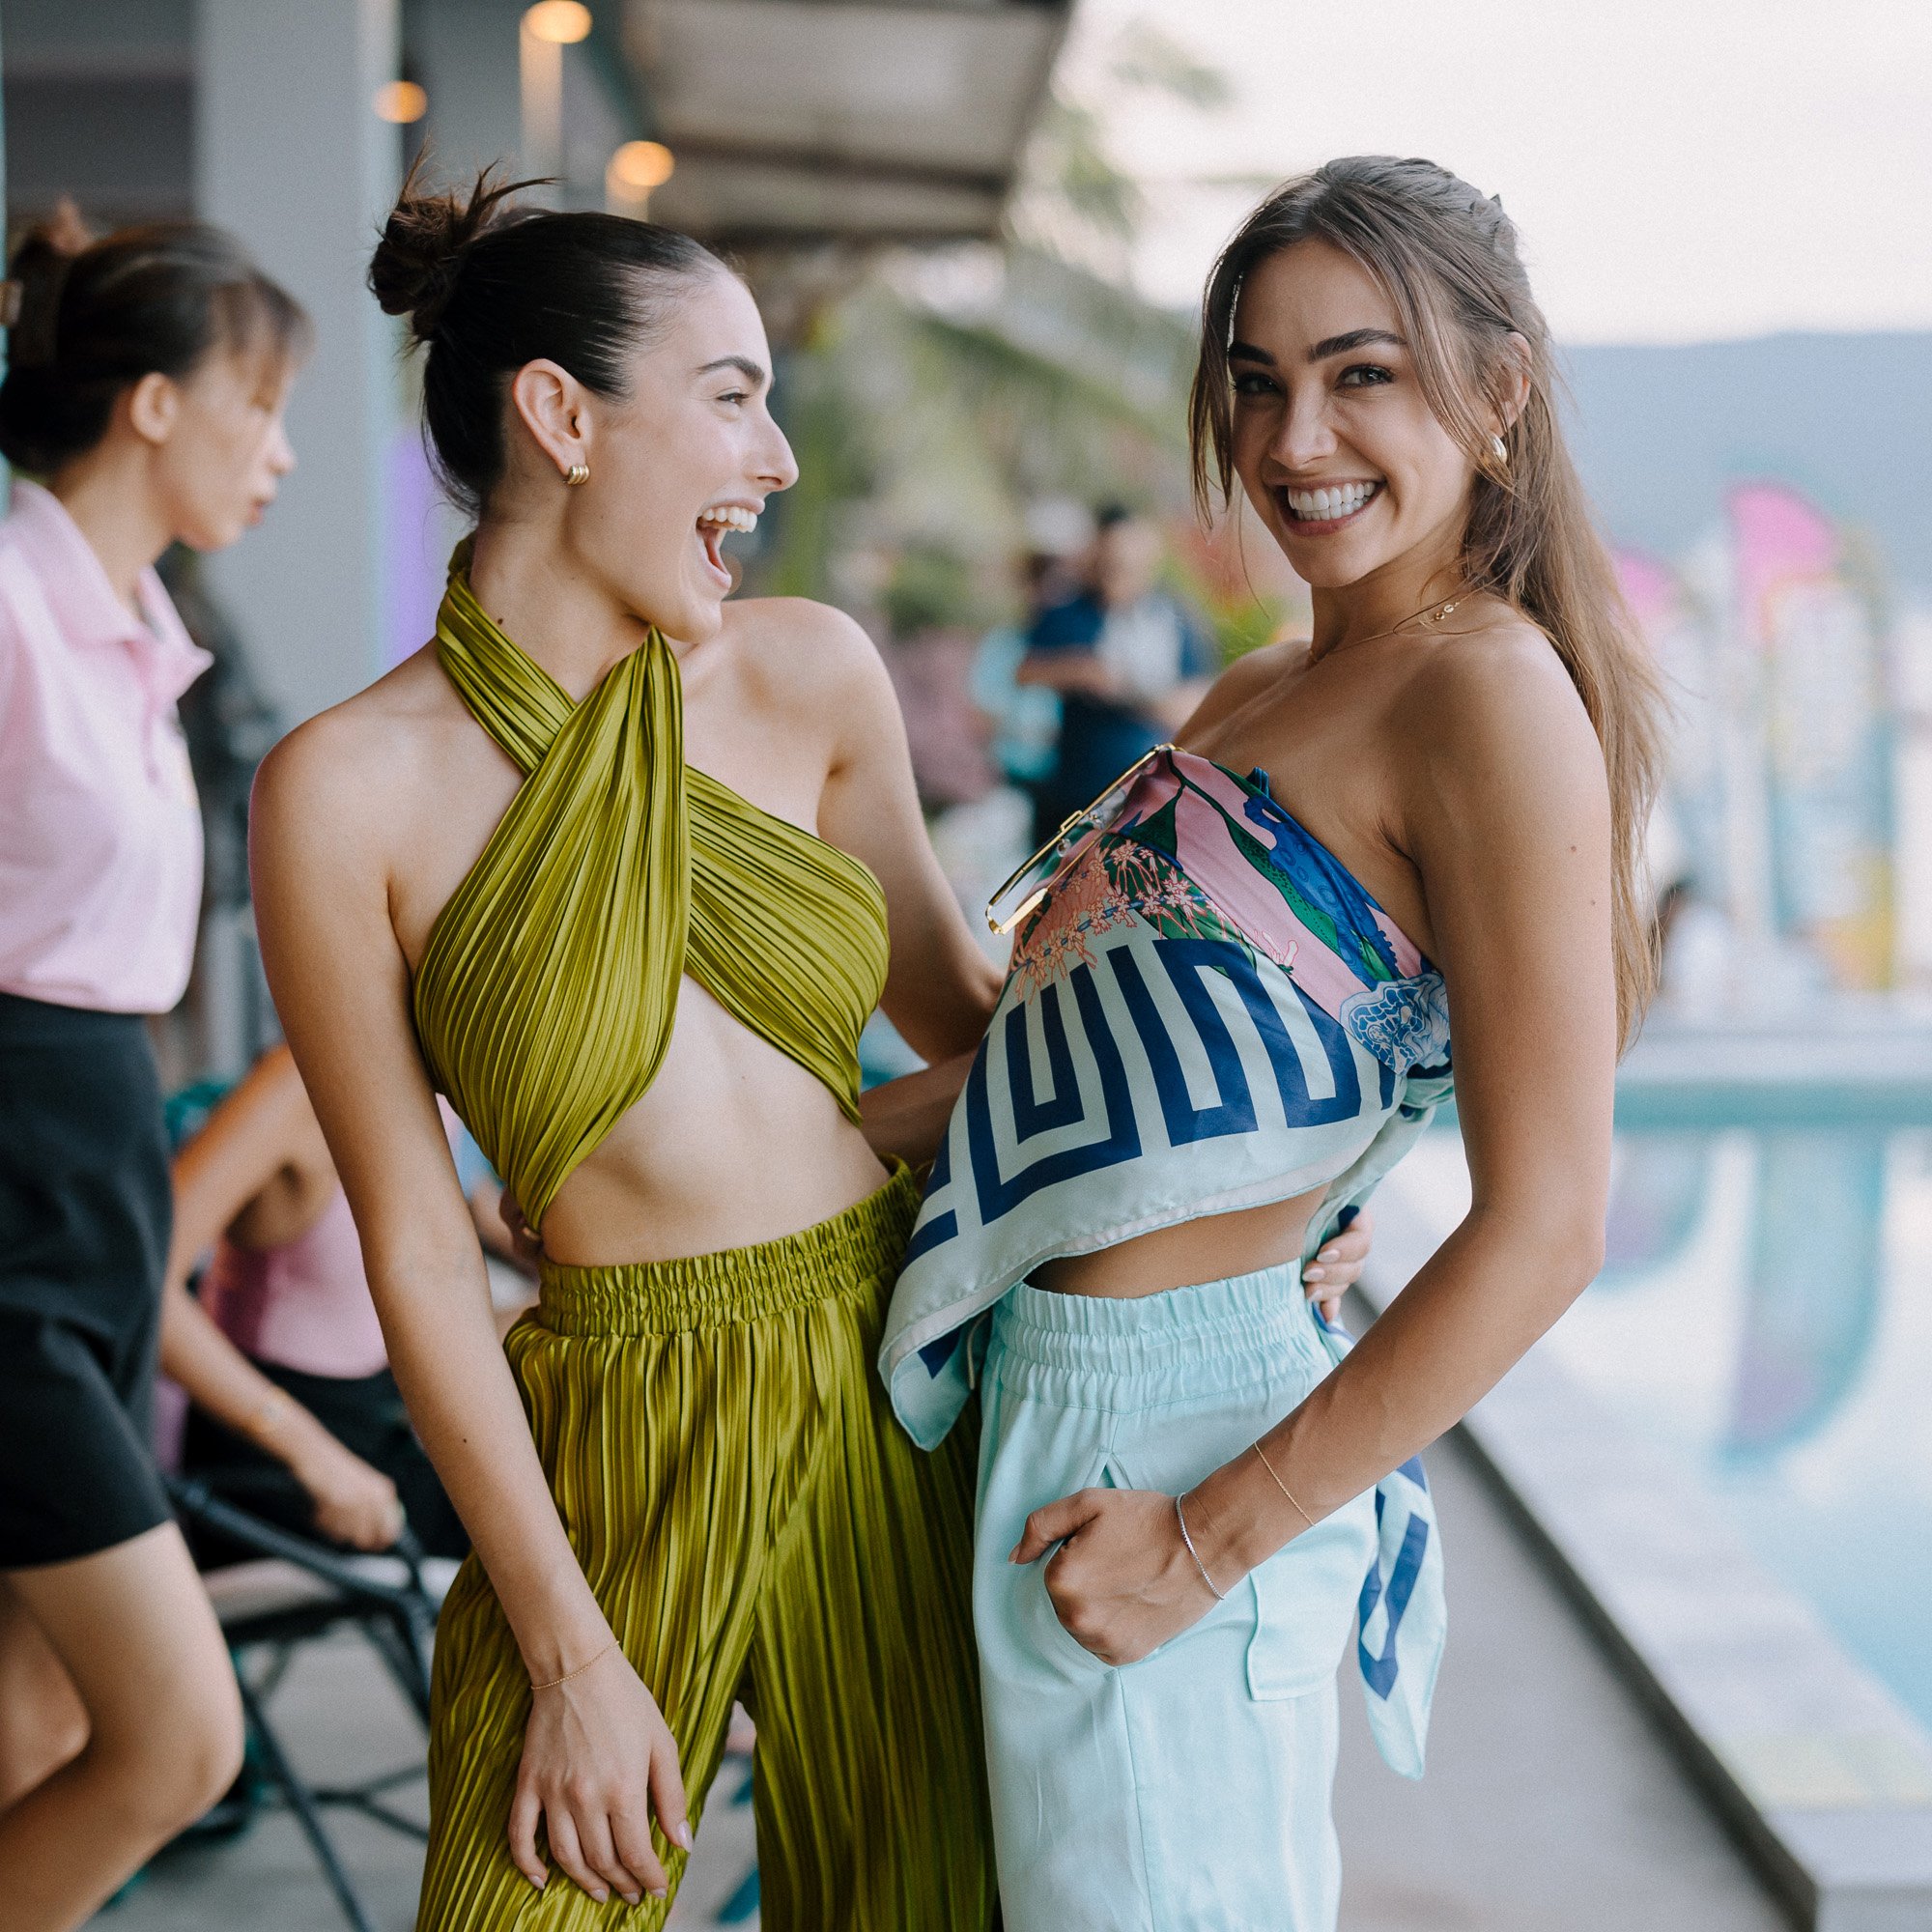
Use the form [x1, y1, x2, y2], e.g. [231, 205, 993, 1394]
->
[410, 0, 526, 186]
[195, 0, 401, 724]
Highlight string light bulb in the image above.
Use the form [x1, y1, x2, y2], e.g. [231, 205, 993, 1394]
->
[523, 2, 592, 43]
[373, 80, 428, 124]
[608, 141, 676, 192]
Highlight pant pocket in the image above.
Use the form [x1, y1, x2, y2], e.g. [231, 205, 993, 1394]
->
[1117, 1583, 1347, 1930]
[1029, 1454, 1124, 1675]
[1245, 1487, 1377, 1700]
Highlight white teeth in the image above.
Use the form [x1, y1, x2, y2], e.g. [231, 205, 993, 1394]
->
[697, 504, 758, 533]
[1285, 481, 1378, 522]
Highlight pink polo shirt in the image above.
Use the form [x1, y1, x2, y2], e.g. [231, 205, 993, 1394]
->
[0, 480, 212, 1014]
[199, 1099, 472, 1381]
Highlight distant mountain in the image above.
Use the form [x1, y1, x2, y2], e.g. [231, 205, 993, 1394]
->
[1559, 331, 1932, 597]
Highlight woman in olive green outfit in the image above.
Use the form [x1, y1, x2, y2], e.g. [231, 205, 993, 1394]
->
[414, 570, 989, 1926]
[251, 175, 1002, 1925]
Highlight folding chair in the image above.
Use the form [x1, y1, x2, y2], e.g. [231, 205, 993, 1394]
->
[166, 1474, 450, 1932]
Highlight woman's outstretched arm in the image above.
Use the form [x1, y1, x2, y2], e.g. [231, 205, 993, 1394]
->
[249, 716, 689, 1909]
[1018, 623, 1619, 1659]
[160, 1047, 403, 1548]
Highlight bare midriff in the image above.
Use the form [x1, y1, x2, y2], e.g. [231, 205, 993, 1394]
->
[1031, 1183, 1329, 1299]
[529, 975, 889, 1269]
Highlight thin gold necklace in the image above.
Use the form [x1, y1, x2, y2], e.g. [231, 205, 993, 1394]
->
[1310, 585, 1470, 665]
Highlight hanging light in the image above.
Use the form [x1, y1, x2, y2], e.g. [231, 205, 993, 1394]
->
[372, 80, 429, 125]
[608, 141, 676, 193]
[523, 2, 592, 44]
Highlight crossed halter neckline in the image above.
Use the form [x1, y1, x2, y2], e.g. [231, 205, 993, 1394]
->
[411, 566, 891, 1230]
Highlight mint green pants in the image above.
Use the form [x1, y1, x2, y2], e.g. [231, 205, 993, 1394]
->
[974, 1265, 1377, 1932]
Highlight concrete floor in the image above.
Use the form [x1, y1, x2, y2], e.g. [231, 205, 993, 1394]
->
[93, 1435, 1789, 1932]
[1331, 1437, 1789, 1932]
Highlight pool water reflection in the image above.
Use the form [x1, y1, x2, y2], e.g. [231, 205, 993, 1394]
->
[1405, 1118, 1932, 1730]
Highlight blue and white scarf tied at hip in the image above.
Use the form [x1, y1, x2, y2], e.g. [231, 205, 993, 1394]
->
[1314, 1302, 1446, 1778]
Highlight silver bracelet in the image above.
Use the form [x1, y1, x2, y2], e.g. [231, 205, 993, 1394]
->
[1174, 1493, 1227, 1602]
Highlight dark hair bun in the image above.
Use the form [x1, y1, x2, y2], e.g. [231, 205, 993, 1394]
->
[368, 165, 525, 341]
[5, 199, 95, 369]
[374, 157, 720, 516]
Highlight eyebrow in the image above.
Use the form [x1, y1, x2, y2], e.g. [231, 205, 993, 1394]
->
[696, 355, 767, 386]
[1227, 328, 1406, 366]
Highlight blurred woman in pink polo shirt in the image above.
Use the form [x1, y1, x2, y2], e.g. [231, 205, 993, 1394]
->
[0, 205, 305, 1932]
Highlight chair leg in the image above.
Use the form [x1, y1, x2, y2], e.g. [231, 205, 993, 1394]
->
[235, 1669, 380, 1932]
[365, 1609, 433, 1724]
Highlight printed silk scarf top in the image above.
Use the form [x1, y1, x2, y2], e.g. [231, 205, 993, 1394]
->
[879, 744, 1454, 1776]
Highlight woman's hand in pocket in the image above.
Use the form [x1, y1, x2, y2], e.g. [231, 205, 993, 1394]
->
[1011, 1487, 1223, 1665]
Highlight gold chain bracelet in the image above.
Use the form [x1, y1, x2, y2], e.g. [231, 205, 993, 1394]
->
[529, 1640, 617, 1693]
[1252, 1441, 1316, 1530]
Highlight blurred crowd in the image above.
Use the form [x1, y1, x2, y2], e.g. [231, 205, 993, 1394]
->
[887, 500, 1223, 913]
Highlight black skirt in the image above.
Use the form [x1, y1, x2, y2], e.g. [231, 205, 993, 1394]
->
[0, 990, 174, 1567]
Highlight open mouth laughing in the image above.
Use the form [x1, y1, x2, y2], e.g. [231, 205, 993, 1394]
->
[696, 501, 760, 586]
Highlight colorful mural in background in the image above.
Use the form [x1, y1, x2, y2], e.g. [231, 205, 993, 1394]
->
[1620, 480, 1902, 1005]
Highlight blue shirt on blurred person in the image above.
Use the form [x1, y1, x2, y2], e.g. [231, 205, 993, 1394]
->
[1023, 511, 1216, 831]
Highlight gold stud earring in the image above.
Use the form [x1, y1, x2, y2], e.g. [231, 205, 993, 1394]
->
[564, 463, 590, 487]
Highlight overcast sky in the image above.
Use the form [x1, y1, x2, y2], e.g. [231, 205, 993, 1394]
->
[1063, 0, 1932, 345]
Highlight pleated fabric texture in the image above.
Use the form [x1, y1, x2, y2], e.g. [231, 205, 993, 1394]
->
[417, 1165, 996, 1931]
[412, 562, 891, 1231]
[410, 575, 990, 1926]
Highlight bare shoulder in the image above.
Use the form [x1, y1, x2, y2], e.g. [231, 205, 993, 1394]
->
[1402, 608, 1601, 774]
[724, 593, 885, 683]
[252, 648, 458, 859]
[722, 593, 897, 731]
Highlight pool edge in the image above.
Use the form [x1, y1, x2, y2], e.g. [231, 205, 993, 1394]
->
[1359, 1188, 1932, 1932]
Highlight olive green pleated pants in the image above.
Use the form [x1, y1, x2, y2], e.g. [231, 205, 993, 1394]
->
[417, 1164, 994, 1930]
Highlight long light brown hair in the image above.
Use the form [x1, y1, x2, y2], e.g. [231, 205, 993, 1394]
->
[1188, 156, 1663, 1048]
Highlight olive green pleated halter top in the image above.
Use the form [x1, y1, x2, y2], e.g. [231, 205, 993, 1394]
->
[412, 566, 891, 1231]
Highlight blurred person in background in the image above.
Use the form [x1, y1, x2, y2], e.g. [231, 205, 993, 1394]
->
[969, 500, 1091, 834]
[164, 1043, 536, 1565]
[0, 206, 304, 1931]
[879, 543, 996, 809]
[1018, 501, 1217, 842]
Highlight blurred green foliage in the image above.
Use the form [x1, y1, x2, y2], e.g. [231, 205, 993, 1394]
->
[749, 23, 1258, 645]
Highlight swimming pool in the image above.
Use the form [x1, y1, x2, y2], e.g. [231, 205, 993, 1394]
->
[1392, 1085, 1932, 1736]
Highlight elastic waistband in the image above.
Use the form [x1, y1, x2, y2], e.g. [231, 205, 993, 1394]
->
[989, 1263, 1325, 1410]
[0, 989, 153, 1046]
[537, 1161, 919, 1337]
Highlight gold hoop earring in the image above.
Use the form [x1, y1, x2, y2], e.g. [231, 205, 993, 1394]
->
[564, 463, 590, 487]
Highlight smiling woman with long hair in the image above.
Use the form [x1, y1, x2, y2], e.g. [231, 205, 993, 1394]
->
[879, 154, 1663, 1929]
